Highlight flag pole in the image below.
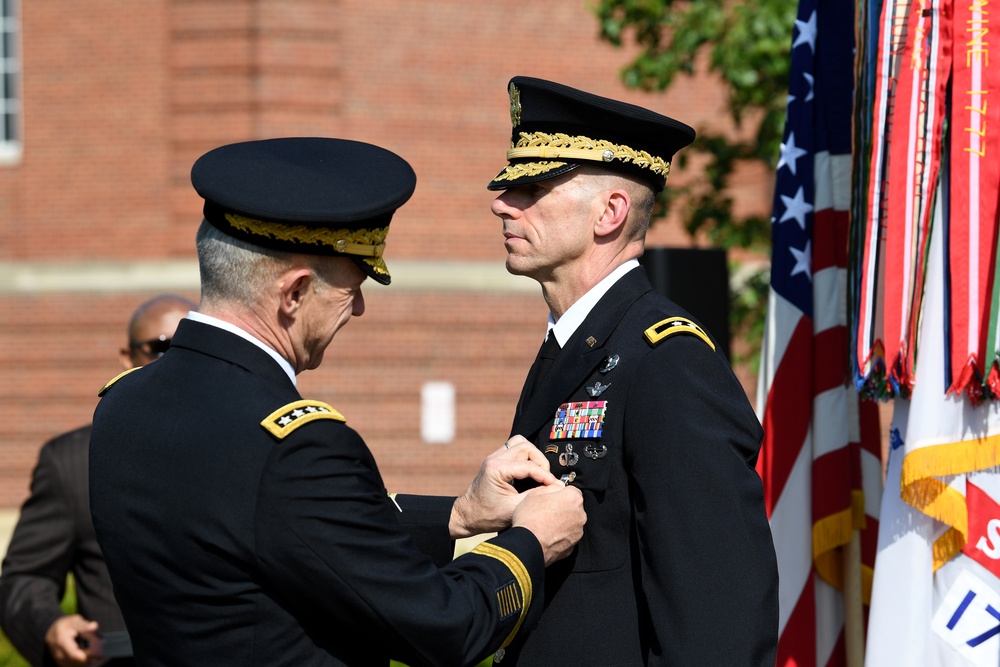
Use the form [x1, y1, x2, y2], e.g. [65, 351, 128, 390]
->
[843, 528, 865, 667]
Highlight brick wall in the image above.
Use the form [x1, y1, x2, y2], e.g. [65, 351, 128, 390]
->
[0, 0, 768, 508]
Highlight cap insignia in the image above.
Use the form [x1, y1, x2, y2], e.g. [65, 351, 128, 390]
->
[493, 160, 570, 184]
[509, 82, 522, 128]
[644, 317, 715, 350]
[224, 213, 387, 259]
[261, 399, 346, 440]
[506, 132, 671, 177]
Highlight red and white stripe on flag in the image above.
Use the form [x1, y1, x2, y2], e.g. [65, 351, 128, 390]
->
[948, 0, 1000, 399]
[756, 1, 881, 665]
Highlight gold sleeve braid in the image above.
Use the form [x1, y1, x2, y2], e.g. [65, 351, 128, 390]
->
[471, 542, 532, 650]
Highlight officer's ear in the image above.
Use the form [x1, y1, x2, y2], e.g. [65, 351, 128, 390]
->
[594, 189, 630, 239]
[277, 267, 315, 320]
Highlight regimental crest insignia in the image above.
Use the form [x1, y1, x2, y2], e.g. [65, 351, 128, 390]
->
[509, 82, 522, 128]
[261, 399, 346, 440]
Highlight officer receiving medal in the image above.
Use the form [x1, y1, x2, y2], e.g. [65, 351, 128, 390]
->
[488, 76, 779, 665]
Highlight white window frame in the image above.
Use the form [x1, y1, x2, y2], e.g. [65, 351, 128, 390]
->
[0, 0, 21, 164]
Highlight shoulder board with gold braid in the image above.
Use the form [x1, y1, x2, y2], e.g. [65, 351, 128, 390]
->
[97, 367, 142, 397]
[261, 399, 346, 440]
[643, 316, 716, 351]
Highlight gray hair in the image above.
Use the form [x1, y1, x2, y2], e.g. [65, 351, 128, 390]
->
[195, 220, 292, 307]
[195, 220, 349, 307]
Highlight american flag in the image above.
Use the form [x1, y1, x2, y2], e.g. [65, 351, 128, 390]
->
[755, 1, 883, 665]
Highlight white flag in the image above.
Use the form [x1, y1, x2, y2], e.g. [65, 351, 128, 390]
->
[866, 198, 1000, 666]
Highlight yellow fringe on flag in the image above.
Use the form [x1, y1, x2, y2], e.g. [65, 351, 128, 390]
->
[900, 471, 969, 571]
[812, 490, 869, 598]
[897, 434, 1000, 569]
[932, 527, 968, 572]
[901, 433, 1000, 484]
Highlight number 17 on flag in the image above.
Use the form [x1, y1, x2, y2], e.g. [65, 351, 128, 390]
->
[932, 569, 1000, 666]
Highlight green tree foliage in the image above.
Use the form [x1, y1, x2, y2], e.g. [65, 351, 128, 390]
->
[595, 0, 798, 367]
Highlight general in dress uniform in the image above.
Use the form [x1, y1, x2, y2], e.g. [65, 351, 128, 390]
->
[89, 137, 584, 667]
[487, 77, 779, 665]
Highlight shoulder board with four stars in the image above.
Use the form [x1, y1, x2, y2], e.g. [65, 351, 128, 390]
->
[643, 316, 716, 351]
[261, 399, 346, 440]
[97, 367, 142, 397]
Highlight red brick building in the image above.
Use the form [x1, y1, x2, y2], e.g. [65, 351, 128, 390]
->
[0, 0, 769, 511]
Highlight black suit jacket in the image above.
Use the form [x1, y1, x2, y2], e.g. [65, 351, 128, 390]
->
[89, 319, 544, 667]
[0, 425, 131, 667]
[505, 267, 778, 666]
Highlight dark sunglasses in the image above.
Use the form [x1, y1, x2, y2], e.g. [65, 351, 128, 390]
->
[129, 335, 172, 359]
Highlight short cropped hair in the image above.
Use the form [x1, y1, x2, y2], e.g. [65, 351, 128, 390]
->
[576, 166, 656, 242]
[196, 220, 352, 308]
[196, 220, 292, 308]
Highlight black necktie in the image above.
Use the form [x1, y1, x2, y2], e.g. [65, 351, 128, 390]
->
[527, 334, 561, 400]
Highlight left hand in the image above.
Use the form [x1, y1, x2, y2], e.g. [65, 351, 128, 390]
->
[45, 615, 102, 667]
[449, 435, 557, 538]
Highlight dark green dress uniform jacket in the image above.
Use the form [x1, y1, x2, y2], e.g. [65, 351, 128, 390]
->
[0, 425, 132, 667]
[89, 319, 543, 667]
[504, 266, 778, 666]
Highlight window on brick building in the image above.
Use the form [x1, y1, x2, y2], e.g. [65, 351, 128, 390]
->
[0, 0, 20, 164]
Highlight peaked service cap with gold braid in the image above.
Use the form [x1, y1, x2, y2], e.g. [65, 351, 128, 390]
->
[191, 137, 416, 285]
[487, 76, 695, 192]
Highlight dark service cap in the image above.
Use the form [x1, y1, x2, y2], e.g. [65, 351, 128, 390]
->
[487, 76, 695, 192]
[191, 137, 416, 285]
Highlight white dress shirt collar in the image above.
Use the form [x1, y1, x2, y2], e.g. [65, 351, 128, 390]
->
[186, 311, 297, 386]
[547, 259, 640, 346]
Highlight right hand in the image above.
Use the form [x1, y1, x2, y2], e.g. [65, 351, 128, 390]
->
[449, 435, 561, 538]
[511, 482, 586, 566]
[44, 614, 100, 666]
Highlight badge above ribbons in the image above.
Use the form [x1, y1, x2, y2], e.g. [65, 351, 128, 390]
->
[550, 401, 608, 440]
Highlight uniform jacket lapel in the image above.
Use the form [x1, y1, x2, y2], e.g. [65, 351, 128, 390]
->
[511, 267, 654, 438]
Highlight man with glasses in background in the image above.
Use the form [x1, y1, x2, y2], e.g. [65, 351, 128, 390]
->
[0, 293, 195, 667]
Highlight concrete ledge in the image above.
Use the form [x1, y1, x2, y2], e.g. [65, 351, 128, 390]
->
[0, 260, 539, 294]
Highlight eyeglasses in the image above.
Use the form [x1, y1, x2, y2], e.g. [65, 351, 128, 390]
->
[129, 335, 172, 359]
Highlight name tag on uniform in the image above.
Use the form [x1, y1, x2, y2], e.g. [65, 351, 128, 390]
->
[550, 401, 607, 440]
